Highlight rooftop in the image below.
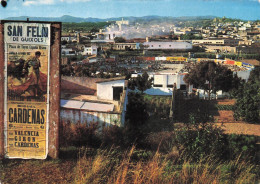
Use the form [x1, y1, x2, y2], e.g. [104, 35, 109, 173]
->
[95, 77, 126, 83]
[61, 99, 114, 112]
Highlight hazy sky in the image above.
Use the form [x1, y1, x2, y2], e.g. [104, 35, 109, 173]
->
[0, 0, 259, 20]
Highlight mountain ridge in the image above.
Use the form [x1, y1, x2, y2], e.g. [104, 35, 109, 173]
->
[4, 15, 218, 23]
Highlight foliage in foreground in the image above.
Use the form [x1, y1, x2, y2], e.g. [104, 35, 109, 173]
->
[234, 67, 260, 124]
[74, 147, 259, 184]
[3, 91, 258, 183]
[2, 110, 259, 183]
[1, 146, 258, 184]
[59, 112, 259, 164]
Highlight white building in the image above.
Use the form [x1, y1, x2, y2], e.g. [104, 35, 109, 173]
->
[116, 18, 129, 26]
[143, 41, 192, 50]
[96, 32, 118, 41]
[116, 18, 130, 31]
[97, 79, 127, 101]
[131, 73, 192, 96]
[61, 47, 76, 56]
[238, 27, 247, 31]
[192, 39, 240, 46]
[82, 45, 98, 55]
[173, 28, 187, 35]
[61, 35, 74, 42]
[60, 77, 128, 127]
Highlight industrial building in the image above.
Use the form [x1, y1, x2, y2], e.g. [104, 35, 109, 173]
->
[192, 39, 240, 46]
[143, 41, 192, 50]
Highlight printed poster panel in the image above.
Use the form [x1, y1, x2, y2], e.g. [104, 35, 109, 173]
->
[4, 22, 50, 159]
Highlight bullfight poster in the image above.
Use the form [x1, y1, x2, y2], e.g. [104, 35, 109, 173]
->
[4, 22, 50, 159]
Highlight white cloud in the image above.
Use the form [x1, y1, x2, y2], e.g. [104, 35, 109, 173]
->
[252, 0, 260, 2]
[250, 0, 260, 2]
[23, 0, 55, 6]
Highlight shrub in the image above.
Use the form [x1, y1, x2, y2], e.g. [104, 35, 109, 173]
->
[146, 122, 259, 163]
[225, 134, 259, 162]
[60, 121, 101, 148]
[60, 120, 75, 147]
[174, 123, 227, 162]
[144, 131, 174, 152]
[72, 122, 101, 147]
[101, 125, 125, 147]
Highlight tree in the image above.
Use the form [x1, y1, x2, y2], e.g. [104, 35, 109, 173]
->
[128, 72, 153, 94]
[234, 67, 260, 123]
[180, 33, 202, 40]
[125, 92, 149, 145]
[126, 92, 149, 126]
[184, 61, 235, 100]
[229, 73, 245, 98]
[114, 37, 126, 43]
[139, 43, 149, 50]
[90, 27, 99, 33]
[61, 40, 68, 45]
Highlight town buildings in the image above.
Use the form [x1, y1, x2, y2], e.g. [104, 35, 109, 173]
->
[59, 18, 260, 126]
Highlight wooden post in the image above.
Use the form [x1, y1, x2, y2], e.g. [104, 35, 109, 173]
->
[0, 23, 5, 158]
[48, 23, 61, 159]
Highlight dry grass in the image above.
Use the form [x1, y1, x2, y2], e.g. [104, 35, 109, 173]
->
[0, 146, 258, 184]
[0, 160, 75, 184]
[73, 147, 258, 184]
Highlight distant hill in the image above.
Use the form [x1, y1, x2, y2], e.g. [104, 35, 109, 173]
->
[4, 15, 218, 23]
[4, 15, 102, 23]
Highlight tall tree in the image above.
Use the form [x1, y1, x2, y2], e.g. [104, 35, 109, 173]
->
[234, 67, 260, 123]
[125, 92, 149, 145]
[184, 61, 235, 100]
[128, 72, 153, 94]
[126, 92, 149, 126]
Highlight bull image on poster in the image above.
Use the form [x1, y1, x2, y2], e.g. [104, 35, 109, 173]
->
[8, 48, 48, 99]
[4, 22, 50, 159]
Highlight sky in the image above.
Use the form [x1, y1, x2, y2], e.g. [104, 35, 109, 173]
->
[0, 0, 259, 20]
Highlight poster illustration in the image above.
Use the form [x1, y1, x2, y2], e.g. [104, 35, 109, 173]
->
[4, 22, 50, 159]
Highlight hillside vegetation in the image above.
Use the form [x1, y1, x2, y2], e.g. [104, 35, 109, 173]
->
[62, 22, 113, 33]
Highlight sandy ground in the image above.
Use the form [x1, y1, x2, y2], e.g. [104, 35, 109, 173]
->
[213, 99, 260, 136]
[216, 122, 260, 137]
[216, 99, 236, 105]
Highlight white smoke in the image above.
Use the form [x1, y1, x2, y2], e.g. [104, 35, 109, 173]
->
[104, 22, 174, 39]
